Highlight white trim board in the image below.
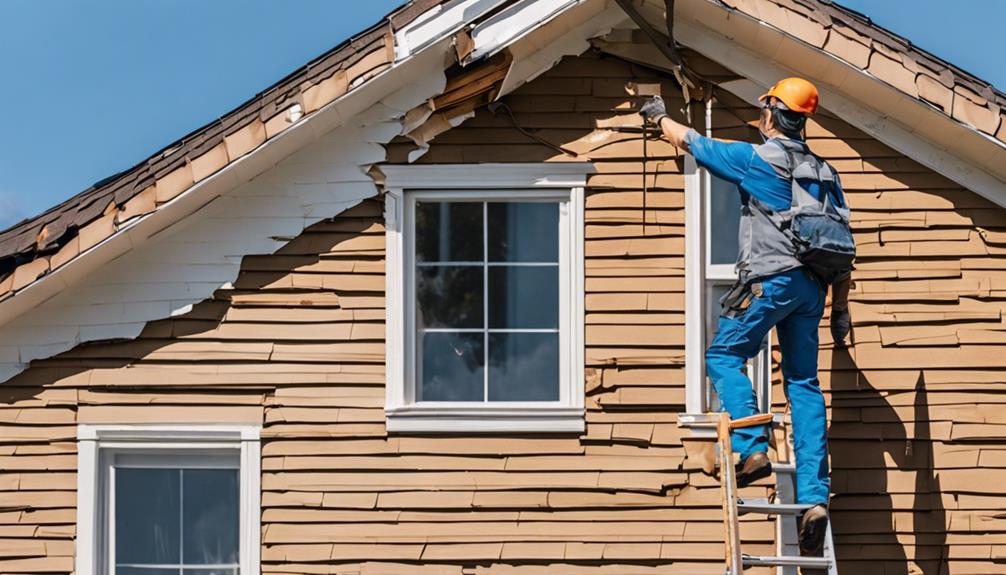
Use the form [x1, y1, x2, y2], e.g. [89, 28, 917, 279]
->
[672, 11, 1006, 211]
[383, 163, 592, 433]
[76, 424, 262, 575]
[393, 0, 509, 60]
[466, 0, 585, 63]
[683, 155, 705, 415]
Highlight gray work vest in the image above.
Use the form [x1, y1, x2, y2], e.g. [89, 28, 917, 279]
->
[735, 137, 838, 283]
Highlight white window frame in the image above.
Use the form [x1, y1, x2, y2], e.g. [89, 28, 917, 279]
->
[76, 424, 261, 575]
[683, 155, 772, 421]
[383, 163, 592, 433]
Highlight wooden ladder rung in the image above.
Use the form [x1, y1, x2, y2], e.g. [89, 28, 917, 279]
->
[728, 412, 775, 430]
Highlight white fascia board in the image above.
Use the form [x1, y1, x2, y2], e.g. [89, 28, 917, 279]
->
[394, 0, 510, 60]
[466, 0, 585, 63]
[673, 18, 1006, 211]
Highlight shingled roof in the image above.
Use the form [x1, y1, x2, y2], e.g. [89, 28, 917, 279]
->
[0, 0, 452, 295]
[717, 0, 1004, 138]
[1, 0, 1004, 302]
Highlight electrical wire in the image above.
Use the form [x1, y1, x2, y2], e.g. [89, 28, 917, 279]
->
[487, 101, 579, 158]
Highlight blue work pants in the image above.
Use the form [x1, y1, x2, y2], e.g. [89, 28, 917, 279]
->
[705, 268, 829, 505]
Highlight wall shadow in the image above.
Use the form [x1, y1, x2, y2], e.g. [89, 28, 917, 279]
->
[828, 347, 948, 574]
[1, 201, 385, 405]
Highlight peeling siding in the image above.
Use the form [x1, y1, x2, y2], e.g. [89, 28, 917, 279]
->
[2, 50, 1006, 575]
[0, 68, 447, 383]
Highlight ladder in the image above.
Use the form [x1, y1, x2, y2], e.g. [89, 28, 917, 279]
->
[715, 412, 838, 574]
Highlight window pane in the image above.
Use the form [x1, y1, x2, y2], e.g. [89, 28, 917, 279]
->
[117, 568, 178, 575]
[488, 333, 559, 401]
[116, 468, 180, 565]
[488, 266, 558, 329]
[420, 332, 485, 401]
[182, 469, 239, 566]
[709, 176, 741, 265]
[416, 266, 483, 329]
[416, 201, 483, 262]
[184, 569, 238, 575]
[488, 202, 558, 262]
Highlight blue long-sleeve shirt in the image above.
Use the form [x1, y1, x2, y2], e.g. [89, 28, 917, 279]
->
[683, 130, 845, 211]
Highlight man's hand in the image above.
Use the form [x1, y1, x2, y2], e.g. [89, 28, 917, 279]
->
[829, 275, 852, 346]
[831, 307, 851, 347]
[640, 95, 692, 150]
[639, 96, 668, 125]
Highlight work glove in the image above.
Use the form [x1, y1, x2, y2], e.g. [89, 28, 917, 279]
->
[830, 308, 852, 347]
[639, 96, 668, 125]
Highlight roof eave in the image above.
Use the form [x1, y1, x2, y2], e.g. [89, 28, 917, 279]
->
[674, 0, 1006, 209]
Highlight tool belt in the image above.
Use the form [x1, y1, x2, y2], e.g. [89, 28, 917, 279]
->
[719, 280, 763, 319]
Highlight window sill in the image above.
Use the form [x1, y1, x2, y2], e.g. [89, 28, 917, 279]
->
[385, 405, 585, 433]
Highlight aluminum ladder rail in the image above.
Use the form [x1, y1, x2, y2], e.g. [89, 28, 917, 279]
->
[715, 412, 838, 574]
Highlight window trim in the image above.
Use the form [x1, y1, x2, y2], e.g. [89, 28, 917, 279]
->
[383, 163, 592, 433]
[76, 424, 261, 575]
[683, 157, 773, 422]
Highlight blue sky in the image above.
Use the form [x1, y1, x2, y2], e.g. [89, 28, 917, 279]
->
[0, 0, 1002, 230]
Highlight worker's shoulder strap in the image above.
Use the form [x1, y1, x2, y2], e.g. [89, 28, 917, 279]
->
[754, 137, 837, 210]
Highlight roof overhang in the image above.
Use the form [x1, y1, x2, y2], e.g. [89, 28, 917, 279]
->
[671, 0, 1006, 209]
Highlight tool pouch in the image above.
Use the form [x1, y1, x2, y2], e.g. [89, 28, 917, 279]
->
[719, 280, 761, 319]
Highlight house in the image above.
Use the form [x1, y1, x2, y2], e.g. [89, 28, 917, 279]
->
[1, 0, 1005, 573]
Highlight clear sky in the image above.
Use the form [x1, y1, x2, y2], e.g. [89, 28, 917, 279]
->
[0, 0, 1002, 230]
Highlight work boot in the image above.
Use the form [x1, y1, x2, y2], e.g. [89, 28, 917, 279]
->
[735, 451, 771, 488]
[798, 504, 829, 557]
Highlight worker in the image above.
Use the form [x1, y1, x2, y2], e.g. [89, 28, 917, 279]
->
[639, 77, 853, 557]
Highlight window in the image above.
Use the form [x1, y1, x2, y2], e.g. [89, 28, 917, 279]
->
[684, 157, 772, 417]
[76, 425, 261, 575]
[383, 163, 591, 432]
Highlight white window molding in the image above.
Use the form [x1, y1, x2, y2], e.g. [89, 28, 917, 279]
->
[383, 163, 592, 433]
[683, 154, 706, 416]
[683, 105, 771, 422]
[76, 424, 261, 575]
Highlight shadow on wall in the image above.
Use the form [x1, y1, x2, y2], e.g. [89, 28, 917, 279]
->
[2, 200, 386, 408]
[829, 347, 949, 575]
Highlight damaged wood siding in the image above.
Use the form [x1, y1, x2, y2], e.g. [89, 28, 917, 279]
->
[392, 51, 1006, 574]
[1, 50, 1005, 575]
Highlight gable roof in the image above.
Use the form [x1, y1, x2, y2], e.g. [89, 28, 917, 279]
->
[0, 0, 1004, 305]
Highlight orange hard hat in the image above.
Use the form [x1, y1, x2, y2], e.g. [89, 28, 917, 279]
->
[759, 77, 819, 115]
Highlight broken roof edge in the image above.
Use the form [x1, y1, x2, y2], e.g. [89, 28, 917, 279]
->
[0, 5, 405, 235]
[0, 0, 493, 286]
[0, 0, 530, 308]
